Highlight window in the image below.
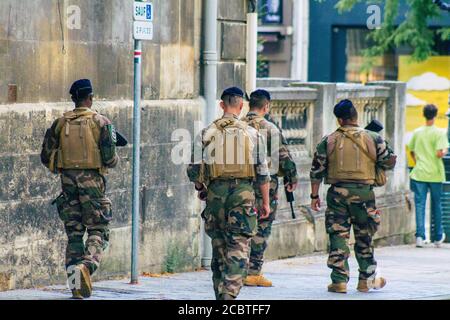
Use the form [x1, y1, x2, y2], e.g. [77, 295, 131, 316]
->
[259, 0, 283, 25]
[344, 28, 397, 83]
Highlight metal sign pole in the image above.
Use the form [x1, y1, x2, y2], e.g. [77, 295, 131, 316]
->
[131, 39, 142, 285]
[130, 0, 153, 285]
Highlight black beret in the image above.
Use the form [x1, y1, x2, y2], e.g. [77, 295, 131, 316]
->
[250, 89, 271, 101]
[221, 87, 245, 100]
[70, 79, 93, 99]
[334, 99, 356, 120]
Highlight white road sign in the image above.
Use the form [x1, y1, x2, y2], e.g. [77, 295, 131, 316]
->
[133, 21, 154, 40]
[134, 2, 153, 22]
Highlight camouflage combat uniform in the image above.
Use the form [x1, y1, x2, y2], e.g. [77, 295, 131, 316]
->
[187, 113, 270, 300]
[243, 112, 298, 275]
[41, 107, 118, 276]
[310, 125, 396, 284]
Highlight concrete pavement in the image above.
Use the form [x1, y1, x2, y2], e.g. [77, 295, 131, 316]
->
[1, 244, 450, 300]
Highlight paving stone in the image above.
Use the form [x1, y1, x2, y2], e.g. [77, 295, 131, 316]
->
[1, 245, 450, 300]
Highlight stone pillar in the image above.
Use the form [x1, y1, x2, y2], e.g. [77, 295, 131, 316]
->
[367, 81, 407, 192]
[217, 0, 248, 96]
[290, 82, 337, 147]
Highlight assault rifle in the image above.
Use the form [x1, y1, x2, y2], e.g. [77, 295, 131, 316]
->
[365, 120, 383, 133]
[284, 176, 296, 219]
[116, 131, 128, 147]
[264, 114, 297, 220]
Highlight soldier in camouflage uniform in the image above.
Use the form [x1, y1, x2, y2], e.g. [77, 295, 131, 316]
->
[187, 87, 271, 300]
[309, 99, 397, 293]
[242, 89, 298, 287]
[41, 79, 119, 299]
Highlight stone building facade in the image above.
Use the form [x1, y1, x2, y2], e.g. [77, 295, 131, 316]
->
[0, 0, 413, 292]
[0, 0, 249, 290]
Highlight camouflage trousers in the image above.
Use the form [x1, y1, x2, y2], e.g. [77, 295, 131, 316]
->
[55, 170, 112, 276]
[203, 179, 257, 300]
[249, 178, 279, 275]
[325, 184, 381, 284]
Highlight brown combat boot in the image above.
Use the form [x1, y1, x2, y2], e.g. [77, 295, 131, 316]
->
[75, 264, 93, 298]
[244, 275, 273, 287]
[357, 277, 387, 292]
[222, 293, 235, 300]
[71, 289, 83, 300]
[327, 282, 347, 294]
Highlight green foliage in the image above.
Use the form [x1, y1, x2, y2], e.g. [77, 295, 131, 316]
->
[163, 241, 193, 273]
[335, 0, 364, 12]
[257, 36, 269, 77]
[438, 27, 450, 40]
[324, 0, 448, 70]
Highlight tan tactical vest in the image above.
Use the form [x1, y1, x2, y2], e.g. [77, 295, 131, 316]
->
[327, 127, 376, 183]
[56, 110, 103, 170]
[205, 118, 256, 180]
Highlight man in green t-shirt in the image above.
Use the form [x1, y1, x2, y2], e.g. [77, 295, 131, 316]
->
[408, 104, 449, 248]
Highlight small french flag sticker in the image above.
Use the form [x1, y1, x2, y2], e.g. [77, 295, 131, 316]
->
[134, 50, 142, 63]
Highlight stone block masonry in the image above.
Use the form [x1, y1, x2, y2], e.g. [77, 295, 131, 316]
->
[0, 99, 204, 290]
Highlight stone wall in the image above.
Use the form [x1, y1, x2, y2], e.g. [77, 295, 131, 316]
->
[0, 0, 251, 290]
[0, 100, 203, 290]
[0, 0, 249, 102]
[216, 0, 248, 96]
[0, 0, 203, 103]
[256, 79, 414, 261]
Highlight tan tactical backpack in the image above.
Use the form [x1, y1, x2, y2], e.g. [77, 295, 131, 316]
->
[56, 110, 103, 170]
[327, 127, 377, 183]
[205, 118, 256, 180]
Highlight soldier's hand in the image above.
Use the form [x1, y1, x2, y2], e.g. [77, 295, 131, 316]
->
[285, 182, 298, 192]
[260, 203, 271, 219]
[311, 198, 321, 212]
[198, 191, 207, 201]
[195, 182, 204, 191]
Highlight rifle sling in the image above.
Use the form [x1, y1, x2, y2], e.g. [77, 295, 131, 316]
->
[337, 128, 377, 164]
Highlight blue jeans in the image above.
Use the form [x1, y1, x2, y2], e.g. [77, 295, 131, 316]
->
[410, 179, 444, 241]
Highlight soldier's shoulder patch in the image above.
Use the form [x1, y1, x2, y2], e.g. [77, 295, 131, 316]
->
[107, 124, 117, 144]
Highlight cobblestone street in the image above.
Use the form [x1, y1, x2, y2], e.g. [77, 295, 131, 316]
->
[1, 244, 450, 300]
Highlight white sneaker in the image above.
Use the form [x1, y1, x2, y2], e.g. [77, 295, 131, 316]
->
[416, 237, 424, 248]
[435, 233, 446, 248]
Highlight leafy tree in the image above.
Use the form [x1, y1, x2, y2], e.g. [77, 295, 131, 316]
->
[330, 0, 450, 71]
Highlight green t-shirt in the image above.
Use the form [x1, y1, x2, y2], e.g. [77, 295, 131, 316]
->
[408, 125, 449, 183]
